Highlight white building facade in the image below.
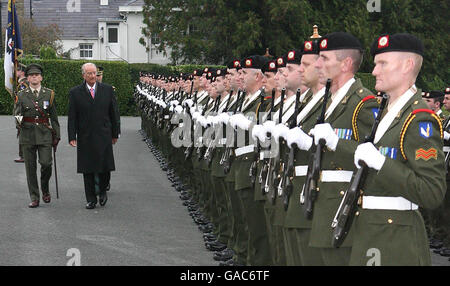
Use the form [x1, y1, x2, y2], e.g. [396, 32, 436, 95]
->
[22, 0, 170, 64]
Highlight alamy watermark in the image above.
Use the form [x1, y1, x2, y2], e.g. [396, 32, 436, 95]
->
[367, 0, 381, 12]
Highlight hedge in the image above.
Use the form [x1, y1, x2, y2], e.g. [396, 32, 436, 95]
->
[0, 59, 376, 115]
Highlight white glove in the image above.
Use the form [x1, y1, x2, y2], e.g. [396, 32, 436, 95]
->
[192, 112, 201, 121]
[285, 127, 313, 151]
[272, 124, 290, 143]
[219, 113, 230, 125]
[252, 124, 266, 142]
[174, 105, 183, 114]
[354, 142, 386, 171]
[185, 99, 194, 108]
[309, 123, 339, 151]
[444, 131, 450, 141]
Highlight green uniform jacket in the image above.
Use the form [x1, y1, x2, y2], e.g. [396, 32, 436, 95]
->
[234, 90, 261, 191]
[349, 90, 446, 266]
[284, 89, 323, 228]
[309, 78, 378, 248]
[15, 87, 61, 145]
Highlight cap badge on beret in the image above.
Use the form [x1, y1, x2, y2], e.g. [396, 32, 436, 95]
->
[234, 61, 240, 68]
[378, 35, 389, 49]
[204, 67, 209, 73]
[288, 51, 295, 60]
[269, 62, 276, 70]
[446, 87, 450, 93]
[304, 41, 312, 52]
[217, 70, 221, 75]
[277, 58, 284, 65]
[208, 72, 212, 77]
[245, 59, 253, 68]
[320, 39, 328, 50]
[193, 70, 197, 75]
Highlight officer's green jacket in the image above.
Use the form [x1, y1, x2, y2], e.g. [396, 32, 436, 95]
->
[14, 87, 61, 145]
[349, 89, 446, 266]
[309, 78, 378, 249]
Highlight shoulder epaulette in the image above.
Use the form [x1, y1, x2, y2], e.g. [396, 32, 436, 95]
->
[352, 95, 377, 142]
[399, 108, 443, 160]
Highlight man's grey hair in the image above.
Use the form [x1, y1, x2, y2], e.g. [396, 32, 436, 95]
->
[81, 63, 97, 75]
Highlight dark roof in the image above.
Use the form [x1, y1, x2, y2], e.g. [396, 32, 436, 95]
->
[18, 0, 142, 39]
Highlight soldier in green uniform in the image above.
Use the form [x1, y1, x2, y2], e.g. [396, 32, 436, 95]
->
[348, 33, 446, 266]
[14, 63, 28, 163]
[434, 87, 450, 259]
[14, 64, 61, 208]
[283, 36, 326, 266]
[306, 32, 378, 265]
[422, 90, 445, 121]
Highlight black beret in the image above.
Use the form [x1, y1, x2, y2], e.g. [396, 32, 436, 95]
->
[302, 39, 320, 55]
[18, 63, 27, 72]
[445, 87, 450, 94]
[262, 60, 278, 74]
[424, 90, 444, 99]
[241, 55, 269, 71]
[227, 60, 242, 70]
[216, 68, 228, 77]
[193, 69, 203, 77]
[371, 33, 424, 57]
[319, 32, 363, 52]
[286, 49, 302, 64]
[25, 63, 43, 76]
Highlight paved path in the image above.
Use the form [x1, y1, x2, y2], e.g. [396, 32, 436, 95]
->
[0, 115, 447, 266]
[0, 116, 215, 266]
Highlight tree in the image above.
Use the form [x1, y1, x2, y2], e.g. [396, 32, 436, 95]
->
[19, 16, 63, 57]
[141, 0, 448, 90]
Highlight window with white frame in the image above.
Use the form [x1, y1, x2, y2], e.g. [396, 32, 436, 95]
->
[100, 0, 108, 5]
[79, 43, 93, 58]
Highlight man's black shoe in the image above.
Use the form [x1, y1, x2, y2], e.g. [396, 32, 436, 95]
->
[439, 248, 450, 257]
[206, 241, 227, 252]
[213, 249, 234, 261]
[219, 259, 236, 266]
[429, 238, 443, 249]
[86, 202, 96, 209]
[99, 193, 108, 206]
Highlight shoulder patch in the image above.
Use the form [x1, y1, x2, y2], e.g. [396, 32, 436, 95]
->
[400, 110, 443, 160]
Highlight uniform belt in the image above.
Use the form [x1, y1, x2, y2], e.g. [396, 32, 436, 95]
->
[235, 145, 255, 157]
[23, 117, 49, 124]
[362, 196, 418, 210]
[320, 170, 353, 182]
[444, 146, 450, 153]
[295, 165, 308, 177]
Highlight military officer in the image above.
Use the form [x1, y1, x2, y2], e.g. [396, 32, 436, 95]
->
[348, 33, 446, 266]
[14, 63, 29, 163]
[14, 64, 61, 208]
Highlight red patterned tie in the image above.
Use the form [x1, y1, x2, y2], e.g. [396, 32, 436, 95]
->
[90, 87, 95, 99]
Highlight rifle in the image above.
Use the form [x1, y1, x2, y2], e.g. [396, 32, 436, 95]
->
[282, 88, 302, 210]
[249, 88, 266, 186]
[205, 92, 233, 166]
[202, 96, 221, 163]
[184, 90, 199, 160]
[301, 78, 332, 220]
[269, 88, 286, 205]
[331, 93, 388, 248]
[260, 88, 276, 196]
[222, 90, 246, 174]
[195, 96, 212, 160]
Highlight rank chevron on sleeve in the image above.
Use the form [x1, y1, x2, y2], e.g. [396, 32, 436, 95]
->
[415, 148, 437, 161]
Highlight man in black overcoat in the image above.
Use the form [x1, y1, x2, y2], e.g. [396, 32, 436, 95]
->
[68, 63, 119, 209]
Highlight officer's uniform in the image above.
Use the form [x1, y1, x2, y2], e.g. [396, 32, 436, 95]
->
[14, 64, 60, 207]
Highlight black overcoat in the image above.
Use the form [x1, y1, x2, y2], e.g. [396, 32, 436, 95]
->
[68, 81, 119, 173]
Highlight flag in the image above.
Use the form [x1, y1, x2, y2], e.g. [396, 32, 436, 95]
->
[4, 0, 23, 96]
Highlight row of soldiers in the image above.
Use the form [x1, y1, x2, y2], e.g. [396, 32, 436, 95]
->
[135, 28, 450, 266]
